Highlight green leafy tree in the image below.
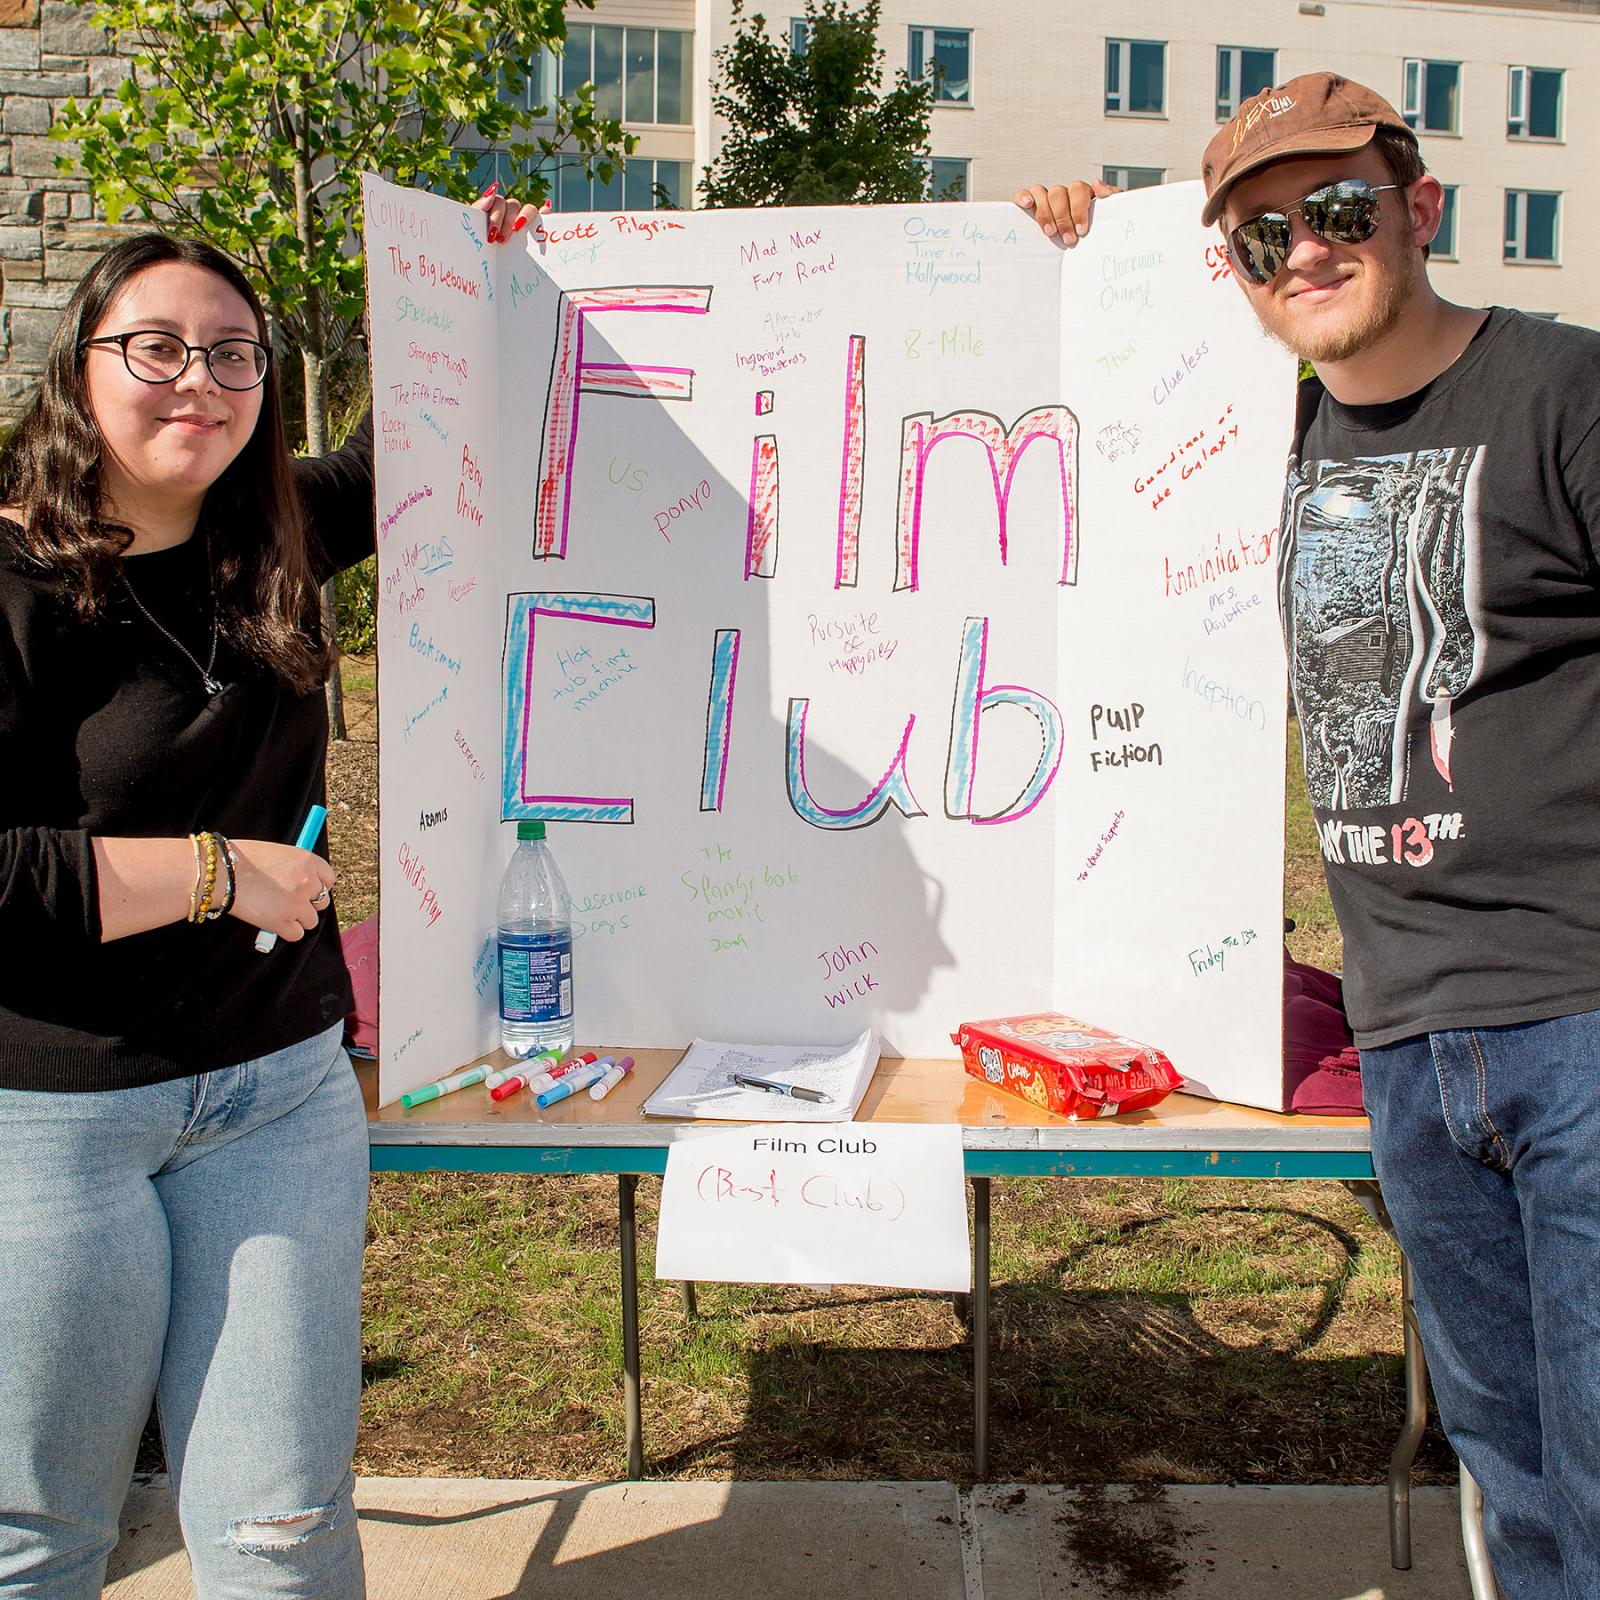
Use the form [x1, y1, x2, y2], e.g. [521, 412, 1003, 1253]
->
[700, 0, 936, 207]
[53, 0, 631, 730]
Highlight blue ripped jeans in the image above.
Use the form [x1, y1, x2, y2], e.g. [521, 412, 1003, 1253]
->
[1362, 1011, 1600, 1600]
[0, 1022, 368, 1600]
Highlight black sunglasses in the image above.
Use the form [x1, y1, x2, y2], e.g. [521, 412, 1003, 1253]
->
[81, 329, 271, 391]
[1227, 179, 1402, 285]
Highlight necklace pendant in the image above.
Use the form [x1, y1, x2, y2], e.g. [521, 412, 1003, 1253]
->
[202, 673, 223, 696]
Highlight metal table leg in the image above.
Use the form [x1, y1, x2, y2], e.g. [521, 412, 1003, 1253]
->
[680, 1280, 698, 1318]
[1387, 1250, 1429, 1570]
[618, 1174, 644, 1480]
[972, 1176, 991, 1481]
[1460, 1463, 1501, 1600]
[1345, 1179, 1423, 1571]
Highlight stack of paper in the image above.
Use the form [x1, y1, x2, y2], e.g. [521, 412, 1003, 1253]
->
[643, 1030, 880, 1122]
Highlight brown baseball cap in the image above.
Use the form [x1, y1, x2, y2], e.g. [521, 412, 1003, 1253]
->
[1201, 72, 1416, 226]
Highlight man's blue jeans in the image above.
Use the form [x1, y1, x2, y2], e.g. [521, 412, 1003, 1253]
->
[0, 1022, 368, 1599]
[1363, 1011, 1600, 1599]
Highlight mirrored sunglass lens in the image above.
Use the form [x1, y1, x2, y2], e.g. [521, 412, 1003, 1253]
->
[1304, 184, 1379, 244]
[1231, 216, 1289, 283]
[208, 340, 267, 389]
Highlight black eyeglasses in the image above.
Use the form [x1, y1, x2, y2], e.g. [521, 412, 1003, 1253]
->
[1227, 180, 1402, 285]
[81, 329, 271, 391]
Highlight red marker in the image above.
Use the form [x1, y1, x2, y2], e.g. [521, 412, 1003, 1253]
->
[490, 1050, 596, 1102]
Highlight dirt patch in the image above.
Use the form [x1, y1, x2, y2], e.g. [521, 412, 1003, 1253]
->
[1057, 1483, 1196, 1597]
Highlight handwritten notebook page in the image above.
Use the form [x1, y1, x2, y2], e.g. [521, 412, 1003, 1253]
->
[643, 1029, 880, 1121]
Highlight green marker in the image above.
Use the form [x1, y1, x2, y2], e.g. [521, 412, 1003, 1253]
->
[401, 1063, 492, 1109]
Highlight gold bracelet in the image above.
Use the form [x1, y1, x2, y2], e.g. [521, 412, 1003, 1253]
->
[193, 831, 220, 922]
[188, 833, 204, 924]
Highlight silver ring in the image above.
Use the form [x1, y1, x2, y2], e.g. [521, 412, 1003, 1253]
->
[311, 886, 331, 909]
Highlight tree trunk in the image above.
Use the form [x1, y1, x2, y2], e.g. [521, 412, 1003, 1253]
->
[292, 114, 345, 741]
[303, 347, 346, 741]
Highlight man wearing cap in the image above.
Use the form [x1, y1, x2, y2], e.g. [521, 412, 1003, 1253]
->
[1017, 72, 1600, 1594]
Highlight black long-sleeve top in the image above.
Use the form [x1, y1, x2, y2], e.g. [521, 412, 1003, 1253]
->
[0, 420, 375, 1091]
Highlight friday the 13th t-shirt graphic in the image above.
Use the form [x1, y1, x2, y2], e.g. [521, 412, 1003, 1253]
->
[1279, 447, 1480, 869]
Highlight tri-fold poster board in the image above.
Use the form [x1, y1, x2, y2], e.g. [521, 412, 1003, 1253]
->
[362, 175, 1298, 1111]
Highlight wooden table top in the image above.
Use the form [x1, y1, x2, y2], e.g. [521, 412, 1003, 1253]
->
[363, 1048, 1368, 1153]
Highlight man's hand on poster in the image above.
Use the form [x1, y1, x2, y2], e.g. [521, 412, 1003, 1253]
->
[1011, 178, 1120, 246]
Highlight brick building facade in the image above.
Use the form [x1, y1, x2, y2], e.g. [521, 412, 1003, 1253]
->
[0, 0, 133, 422]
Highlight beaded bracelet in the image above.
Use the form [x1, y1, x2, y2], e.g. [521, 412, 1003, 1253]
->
[190, 831, 219, 923]
[215, 835, 238, 917]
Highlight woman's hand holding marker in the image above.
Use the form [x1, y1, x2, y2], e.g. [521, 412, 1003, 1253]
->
[252, 805, 334, 953]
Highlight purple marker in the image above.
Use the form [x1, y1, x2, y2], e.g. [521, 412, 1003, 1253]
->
[589, 1056, 636, 1101]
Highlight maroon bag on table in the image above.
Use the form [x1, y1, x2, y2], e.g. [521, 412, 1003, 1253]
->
[1284, 947, 1363, 1115]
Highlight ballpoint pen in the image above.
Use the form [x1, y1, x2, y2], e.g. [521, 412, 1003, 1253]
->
[732, 1072, 829, 1105]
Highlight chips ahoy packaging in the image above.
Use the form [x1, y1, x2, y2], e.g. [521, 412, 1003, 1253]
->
[952, 1012, 1182, 1120]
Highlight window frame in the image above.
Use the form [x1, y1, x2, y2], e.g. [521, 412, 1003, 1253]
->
[1401, 57, 1462, 136]
[563, 23, 693, 127]
[1504, 188, 1561, 265]
[557, 157, 692, 213]
[908, 25, 973, 105]
[925, 156, 971, 201]
[1105, 37, 1167, 118]
[790, 18, 810, 54]
[1507, 65, 1563, 141]
[1215, 45, 1277, 122]
[1431, 184, 1459, 261]
[1102, 165, 1165, 191]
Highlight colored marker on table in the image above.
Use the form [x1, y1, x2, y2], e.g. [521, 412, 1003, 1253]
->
[483, 1061, 543, 1092]
[520, 1050, 598, 1097]
[401, 1064, 492, 1109]
[488, 1049, 565, 1102]
[536, 1060, 611, 1107]
[589, 1056, 636, 1101]
[254, 804, 329, 954]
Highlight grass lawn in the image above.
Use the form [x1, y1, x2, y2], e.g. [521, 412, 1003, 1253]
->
[331, 656, 1453, 1487]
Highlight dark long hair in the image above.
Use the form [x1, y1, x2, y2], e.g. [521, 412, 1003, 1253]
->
[0, 232, 330, 691]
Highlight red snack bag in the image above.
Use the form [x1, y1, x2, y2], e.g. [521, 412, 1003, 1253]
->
[952, 1012, 1182, 1120]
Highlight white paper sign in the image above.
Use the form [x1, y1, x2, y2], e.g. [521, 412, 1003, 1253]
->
[363, 177, 1297, 1110]
[655, 1123, 970, 1292]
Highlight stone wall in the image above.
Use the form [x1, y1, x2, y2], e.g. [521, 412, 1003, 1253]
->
[0, 0, 136, 422]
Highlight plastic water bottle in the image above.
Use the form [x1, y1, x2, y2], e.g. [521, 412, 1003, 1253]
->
[496, 821, 575, 1059]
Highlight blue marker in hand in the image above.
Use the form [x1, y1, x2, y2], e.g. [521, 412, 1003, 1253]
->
[254, 804, 329, 954]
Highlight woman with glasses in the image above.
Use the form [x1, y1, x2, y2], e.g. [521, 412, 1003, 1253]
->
[0, 205, 527, 1600]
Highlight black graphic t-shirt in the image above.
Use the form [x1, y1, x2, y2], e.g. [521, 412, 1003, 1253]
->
[1282, 308, 1600, 1047]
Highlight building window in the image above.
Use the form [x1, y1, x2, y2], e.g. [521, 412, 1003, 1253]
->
[496, 47, 561, 114]
[1508, 67, 1562, 140]
[1102, 165, 1164, 190]
[1105, 40, 1165, 117]
[1505, 190, 1559, 263]
[925, 157, 969, 200]
[909, 27, 971, 103]
[1432, 185, 1458, 259]
[555, 158, 691, 212]
[790, 18, 810, 54]
[1402, 59, 1460, 134]
[1216, 47, 1276, 121]
[562, 24, 692, 126]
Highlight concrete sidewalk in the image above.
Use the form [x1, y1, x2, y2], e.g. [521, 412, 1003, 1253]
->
[105, 1476, 1474, 1599]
